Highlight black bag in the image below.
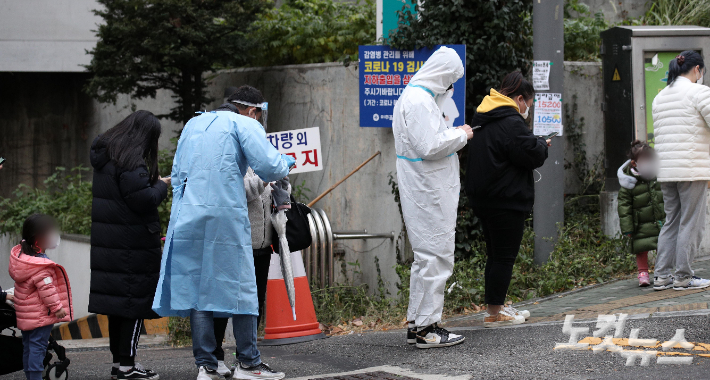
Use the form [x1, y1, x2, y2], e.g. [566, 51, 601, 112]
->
[272, 195, 313, 253]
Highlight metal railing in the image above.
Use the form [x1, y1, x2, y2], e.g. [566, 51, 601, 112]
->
[304, 208, 394, 287]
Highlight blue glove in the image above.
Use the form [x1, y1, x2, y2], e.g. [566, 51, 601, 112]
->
[283, 154, 296, 170]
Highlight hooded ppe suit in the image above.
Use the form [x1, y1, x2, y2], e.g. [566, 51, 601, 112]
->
[392, 47, 467, 327]
[153, 110, 295, 317]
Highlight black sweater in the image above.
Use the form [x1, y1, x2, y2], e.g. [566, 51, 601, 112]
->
[465, 106, 548, 212]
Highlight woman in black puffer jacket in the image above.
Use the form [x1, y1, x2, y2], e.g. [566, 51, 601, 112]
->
[465, 72, 549, 328]
[89, 110, 168, 379]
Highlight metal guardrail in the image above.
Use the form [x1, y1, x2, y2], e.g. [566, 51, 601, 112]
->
[304, 208, 394, 287]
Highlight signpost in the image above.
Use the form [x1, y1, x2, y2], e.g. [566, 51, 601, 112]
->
[266, 127, 323, 174]
[533, 0, 565, 265]
[358, 44, 466, 128]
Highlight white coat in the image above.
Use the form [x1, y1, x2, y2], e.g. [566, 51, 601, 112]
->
[652, 76, 710, 182]
[392, 47, 467, 327]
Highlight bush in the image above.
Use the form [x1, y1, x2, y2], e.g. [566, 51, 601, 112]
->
[636, 0, 710, 27]
[252, 0, 376, 66]
[564, 0, 608, 62]
[0, 167, 93, 236]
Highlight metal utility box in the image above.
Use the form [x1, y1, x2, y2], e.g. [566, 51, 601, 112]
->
[601, 26, 710, 191]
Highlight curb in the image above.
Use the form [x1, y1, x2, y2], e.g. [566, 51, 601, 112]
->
[51, 314, 168, 341]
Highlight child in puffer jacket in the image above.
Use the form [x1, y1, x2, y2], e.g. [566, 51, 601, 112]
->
[8, 214, 73, 380]
[617, 140, 665, 287]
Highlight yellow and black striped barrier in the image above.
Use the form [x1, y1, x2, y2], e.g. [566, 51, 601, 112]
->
[51, 314, 168, 340]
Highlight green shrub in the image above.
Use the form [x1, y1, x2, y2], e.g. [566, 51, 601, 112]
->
[637, 0, 710, 27]
[564, 0, 608, 62]
[0, 167, 93, 235]
[252, 0, 376, 66]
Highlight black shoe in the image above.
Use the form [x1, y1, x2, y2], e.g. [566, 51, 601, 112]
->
[235, 362, 285, 379]
[118, 367, 159, 380]
[112, 367, 118, 380]
[407, 325, 417, 344]
[415, 323, 465, 349]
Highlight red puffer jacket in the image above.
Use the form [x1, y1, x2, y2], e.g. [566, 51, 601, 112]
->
[8, 245, 73, 331]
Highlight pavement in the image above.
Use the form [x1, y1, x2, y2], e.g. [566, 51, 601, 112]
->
[6, 264, 710, 379]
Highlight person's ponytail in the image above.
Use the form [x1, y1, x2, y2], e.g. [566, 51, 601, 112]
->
[667, 50, 705, 86]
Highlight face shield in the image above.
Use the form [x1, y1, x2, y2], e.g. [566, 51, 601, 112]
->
[231, 100, 269, 130]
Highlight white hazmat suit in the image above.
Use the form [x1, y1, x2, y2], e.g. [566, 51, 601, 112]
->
[392, 47, 467, 328]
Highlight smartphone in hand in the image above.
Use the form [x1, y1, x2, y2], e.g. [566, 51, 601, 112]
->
[0, 157, 5, 166]
[544, 132, 558, 139]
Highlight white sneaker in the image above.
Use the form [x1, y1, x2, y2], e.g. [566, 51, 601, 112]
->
[674, 276, 710, 290]
[234, 362, 285, 379]
[217, 361, 232, 378]
[504, 306, 530, 320]
[414, 323, 465, 349]
[197, 366, 223, 380]
[484, 309, 525, 328]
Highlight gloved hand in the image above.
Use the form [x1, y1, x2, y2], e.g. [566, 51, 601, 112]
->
[272, 177, 292, 211]
[283, 154, 296, 170]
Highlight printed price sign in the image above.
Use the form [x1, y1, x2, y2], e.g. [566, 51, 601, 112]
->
[533, 93, 563, 136]
[359, 44, 466, 128]
[532, 61, 551, 91]
[266, 127, 322, 174]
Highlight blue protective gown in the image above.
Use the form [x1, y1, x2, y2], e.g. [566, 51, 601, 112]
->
[153, 111, 294, 317]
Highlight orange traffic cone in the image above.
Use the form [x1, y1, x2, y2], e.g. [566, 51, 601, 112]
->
[261, 251, 326, 345]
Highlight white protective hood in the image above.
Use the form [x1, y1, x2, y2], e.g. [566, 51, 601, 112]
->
[409, 46, 465, 95]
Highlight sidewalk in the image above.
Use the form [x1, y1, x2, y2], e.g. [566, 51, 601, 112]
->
[443, 259, 710, 328]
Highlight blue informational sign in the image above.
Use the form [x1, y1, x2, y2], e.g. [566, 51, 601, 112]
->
[359, 44, 466, 128]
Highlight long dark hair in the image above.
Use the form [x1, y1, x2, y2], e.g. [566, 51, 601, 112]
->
[98, 110, 162, 184]
[20, 214, 57, 256]
[668, 50, 705, 86]
[499, 71, 534, 101]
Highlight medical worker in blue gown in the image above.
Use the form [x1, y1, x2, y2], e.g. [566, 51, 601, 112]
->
[153, 101, 295, 380]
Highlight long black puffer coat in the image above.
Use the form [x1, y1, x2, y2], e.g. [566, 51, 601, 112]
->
[88, 136, 168, 319]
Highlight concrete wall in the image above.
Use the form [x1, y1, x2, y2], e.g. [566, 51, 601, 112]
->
[0, 0, 100, 72]
[0, 72, 181, 198]
[0, 234, 92, 320]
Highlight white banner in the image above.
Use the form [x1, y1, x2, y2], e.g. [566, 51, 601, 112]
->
[533, 93, 563, 136]
[266, 127, 323, 174]
[532, 60, 551, 91]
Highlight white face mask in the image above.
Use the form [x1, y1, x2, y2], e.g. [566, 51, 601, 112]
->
[46, 232, 61, 250]
[635, 158, 659, 180]
[520, 102, 530, 119]
[697, 71, 704, 84]
[435, 87, 454, 110]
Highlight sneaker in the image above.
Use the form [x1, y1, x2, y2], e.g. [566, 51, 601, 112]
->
[234, 362, 285, 379]
[674, 276, 710, 291]
[654, 276, 674, 290]
[414, 323, 465, 349]
[217, 361, 232, 378]
[406, 323, 417, 344]
[504, 305, 530, 320]
[112, 366, 119, 380]
[118, 367, 159, 380]
[484, 309, 525, 328]
[638, 272, 651, 287]
[197, 366, 223, 380]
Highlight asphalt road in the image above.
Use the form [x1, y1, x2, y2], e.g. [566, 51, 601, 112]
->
[4, 312, 710, 380]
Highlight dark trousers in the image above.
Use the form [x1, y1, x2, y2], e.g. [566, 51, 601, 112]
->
[22, 324, 53, 380]
[476, 208, 527, 306]
[214, 248, 272, 361]
[109, 315, 143, 366]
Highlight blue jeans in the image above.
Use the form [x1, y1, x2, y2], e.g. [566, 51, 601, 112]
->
[190, 310, 261, 369]
[22, 324, 53, 380]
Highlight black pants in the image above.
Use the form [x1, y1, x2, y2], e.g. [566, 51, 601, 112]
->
[214, 248, 272, 361]
[476, 208, 527, 306]
[108, 315, 143, 366]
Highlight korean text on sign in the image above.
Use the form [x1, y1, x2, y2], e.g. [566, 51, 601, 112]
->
[359, 44, 466, 128]
[532, 60, 551, 91]
[266, 127, 322, 174]
[533, 93, 563, 136]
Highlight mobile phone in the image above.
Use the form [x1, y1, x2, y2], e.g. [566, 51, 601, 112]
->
[544, 132, 558, 139]
[0, 157, 5, 165]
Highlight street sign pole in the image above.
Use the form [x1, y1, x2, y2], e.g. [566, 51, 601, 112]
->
[533, 0, 565, 265]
